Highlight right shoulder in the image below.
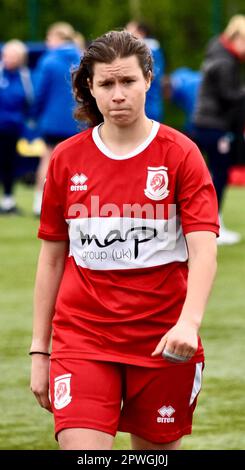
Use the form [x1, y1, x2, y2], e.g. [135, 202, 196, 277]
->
[51, 127, 93, 164]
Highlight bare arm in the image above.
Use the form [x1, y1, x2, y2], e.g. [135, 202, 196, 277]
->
[30, 239, 68, 411]
[152, 231, 217, 359]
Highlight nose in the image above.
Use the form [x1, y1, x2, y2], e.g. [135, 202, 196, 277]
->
[112, 83, 125, 102]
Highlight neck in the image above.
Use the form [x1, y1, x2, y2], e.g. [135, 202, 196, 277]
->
[100, 115, 153, 156]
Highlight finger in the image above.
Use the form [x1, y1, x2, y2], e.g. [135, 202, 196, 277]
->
[40, 399, 53, 413]
[173, 347, 196, 359]
[43, 401, 53, 413]
[151, 336, 167, 356]
[162, 349, 190, 363]
[34, 392, 53, 413]
[40, 394, 53, 413]
[171, 341, 197, 355]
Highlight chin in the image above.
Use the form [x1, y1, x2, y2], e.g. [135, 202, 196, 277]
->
[110, 117, 133, 127]
[111, 112, 141, 126]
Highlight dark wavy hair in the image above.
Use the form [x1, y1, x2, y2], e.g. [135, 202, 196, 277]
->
[72, 30, 153, 127]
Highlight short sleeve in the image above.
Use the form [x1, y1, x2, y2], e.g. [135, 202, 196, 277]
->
[38, 155, 69, 241]
[177, 144, 219, 236]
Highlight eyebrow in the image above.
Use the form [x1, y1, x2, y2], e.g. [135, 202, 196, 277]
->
[97, 75, 138, 85]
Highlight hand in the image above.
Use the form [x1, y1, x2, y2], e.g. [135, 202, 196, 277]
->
[30, 355, 52, 412]
[151, 320, 198, 362]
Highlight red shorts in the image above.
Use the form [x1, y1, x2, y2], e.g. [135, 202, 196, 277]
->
[49, 358, 204, 444]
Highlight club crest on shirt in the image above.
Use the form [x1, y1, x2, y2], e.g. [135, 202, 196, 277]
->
[144, 166, 169, 201]
[54, 373, 72, 410]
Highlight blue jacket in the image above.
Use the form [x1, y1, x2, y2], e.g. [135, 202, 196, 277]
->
[144, 38, 165, 122]
[170, 67, 202, 133]
[34, 44, 81, 138]
[0, 64, 31, 135]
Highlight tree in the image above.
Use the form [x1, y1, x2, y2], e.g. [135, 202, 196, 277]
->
[0, 0, 245, 70]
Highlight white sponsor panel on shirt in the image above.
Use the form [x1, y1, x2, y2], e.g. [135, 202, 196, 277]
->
[66, 216, 187, 271]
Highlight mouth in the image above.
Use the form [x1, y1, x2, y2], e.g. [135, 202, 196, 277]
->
[110, 106, 130, 110]
[110, 108, 130, 114]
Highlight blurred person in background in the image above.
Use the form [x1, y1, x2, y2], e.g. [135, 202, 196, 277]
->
[0, 39, 34, 214]
[73, 31, 86, 51]
[126, 21, 165, 122]
[164, 67, 202, 137]
[193, 15, 245, 245]
[33, 22, 83, 216]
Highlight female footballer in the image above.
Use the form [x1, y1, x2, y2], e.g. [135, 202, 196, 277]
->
[30, 30, 219, 450]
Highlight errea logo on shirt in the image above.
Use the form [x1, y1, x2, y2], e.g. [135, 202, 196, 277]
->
[70, 173, 88, 191]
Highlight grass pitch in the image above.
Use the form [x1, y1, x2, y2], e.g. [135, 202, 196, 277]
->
[0, 183, 244, 450]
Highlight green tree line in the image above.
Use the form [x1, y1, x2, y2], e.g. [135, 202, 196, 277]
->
[0, 0, 245, 69]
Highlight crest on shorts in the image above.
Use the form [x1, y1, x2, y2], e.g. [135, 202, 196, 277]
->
[54, 373, 72, 410]
[144, 166, 169, 201]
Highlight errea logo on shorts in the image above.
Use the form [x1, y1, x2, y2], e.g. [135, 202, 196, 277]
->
[70, 173, 88, 191]
[157, 405, 175, 423]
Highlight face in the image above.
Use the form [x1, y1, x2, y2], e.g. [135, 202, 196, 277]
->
[46, 32, 64, 49]
[237, 35, 245, 59]
[88, 55, 151, 127]
[232, 34, 245, 60]
[2, 46, 25, 70]
[125, 22, 142, 39]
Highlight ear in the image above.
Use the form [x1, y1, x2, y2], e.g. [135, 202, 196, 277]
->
[145, 71, 152, 91]
[87, 78, 94, 97]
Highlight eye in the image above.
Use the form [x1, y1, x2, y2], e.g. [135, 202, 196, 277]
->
[101, 81, 113, 87]
[123, 79, 135, 84]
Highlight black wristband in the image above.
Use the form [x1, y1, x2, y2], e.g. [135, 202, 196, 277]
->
[29, 351, 50, 356]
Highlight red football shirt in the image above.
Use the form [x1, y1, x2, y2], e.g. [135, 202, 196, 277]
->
[38, 122, 219, 367]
